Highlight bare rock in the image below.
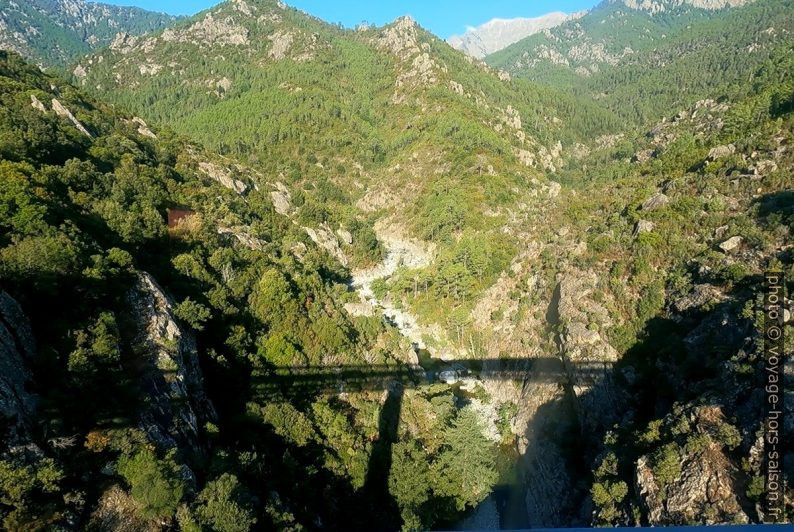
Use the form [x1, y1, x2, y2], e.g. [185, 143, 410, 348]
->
[217, 226, 266, 250]
[304, 225, 348, 266]
[0, 292, 37, 444]
[673, 284, 724, 313]
[641, 192, 670, 211]
[51, 98, 92, 137]
[634, 219, 655, 236]
[72, 64, 87, 81]
[633, 149, 654, 163]
[557, 272, 620, 433]
[707, 144, 736, 160]
[336, 227, 353, 246]
[198, 161, 247, 194]
[131, 117, 156, 139]
[89, 484, 153, 531]
[270, 183, 292, 216]
[162, 13, 249, 47]
[126, 273, 216, 452]
[718, 236, 743, 253]
[751, 159, 778, 176]
[109, 32, 139, 54]
[268, 31, 294, 60]
[635, 406, 749, 525]
[30, 94, 47, 113]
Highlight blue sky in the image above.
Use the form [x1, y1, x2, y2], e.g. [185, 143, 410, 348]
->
[99, 0, 598, 39]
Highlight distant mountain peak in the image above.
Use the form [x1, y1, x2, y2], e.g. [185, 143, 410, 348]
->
[602, 0, 754, 13]
[448, 12, 574, 58]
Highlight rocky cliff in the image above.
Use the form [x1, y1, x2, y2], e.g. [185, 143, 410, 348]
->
[0, 291, 36, 446]
[126, 272, 216, 454]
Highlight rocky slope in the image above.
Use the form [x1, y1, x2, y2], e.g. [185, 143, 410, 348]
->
[608, 0, 754, 11]
[0, 0, 178, 67]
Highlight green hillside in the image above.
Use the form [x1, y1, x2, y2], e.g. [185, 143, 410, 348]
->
[0, 49, 512, 530]
[487, 0, 794, 124]
[0, 0, 792, 529]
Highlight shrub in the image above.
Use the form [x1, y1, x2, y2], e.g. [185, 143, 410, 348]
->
[117, 448, 185, 520]
[195, 474, 256, 532]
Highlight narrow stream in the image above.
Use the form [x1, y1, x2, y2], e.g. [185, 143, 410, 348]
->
[349, 234, 432, 351]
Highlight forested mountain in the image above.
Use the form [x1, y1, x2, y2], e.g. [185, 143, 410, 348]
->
[0, 0, 179, 68]
[487, 0, 791, 124]
[0, 0, 792, 530]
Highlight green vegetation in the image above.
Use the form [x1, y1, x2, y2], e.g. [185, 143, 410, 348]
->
[0, 48, 500, 529]
[0, 0, 792, 528]
[117, 448, 186, 520]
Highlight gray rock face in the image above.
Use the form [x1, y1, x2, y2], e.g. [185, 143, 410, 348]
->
[448, 12, 571, 59]
[51, 98, 92, 137]
[556, 272, 620, 434]
[707, 143, 736, 160]
[634, 219, 655, 236]
[198, 161, 248, 195]
[126, 272, 216, 452]
[673, 283, 724, 313]
[0, 292, 37, 444]
[612, 0, 753, 14]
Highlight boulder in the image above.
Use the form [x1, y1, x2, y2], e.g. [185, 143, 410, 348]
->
[336, 227, 353, 246]
[673, 284, 724, 313]
[633, 149, 654, 163]
[718, 236, 742, 253]
[751, 159, 778, 176]
[641, 192, 670, 211]
[634, 219, 655, 236]
[707, 144, 735, 160]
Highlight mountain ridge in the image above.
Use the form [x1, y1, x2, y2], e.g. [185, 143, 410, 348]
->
[447, 11, 576, 59]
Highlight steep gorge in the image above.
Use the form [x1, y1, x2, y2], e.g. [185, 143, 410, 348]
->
[0, 0, 791, 528]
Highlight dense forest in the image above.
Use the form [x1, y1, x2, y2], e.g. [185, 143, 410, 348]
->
[0, 0, 792, 530]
